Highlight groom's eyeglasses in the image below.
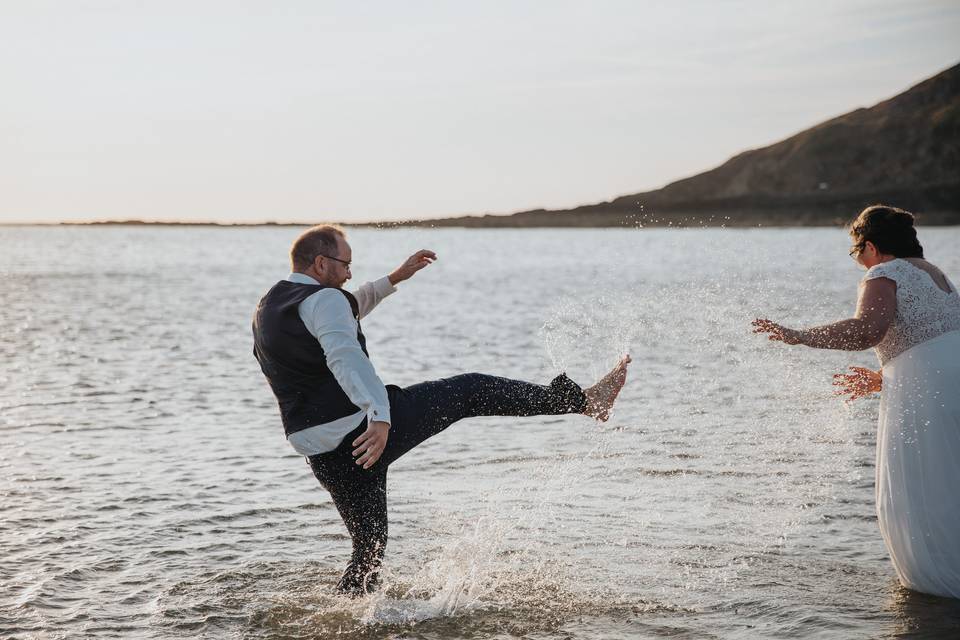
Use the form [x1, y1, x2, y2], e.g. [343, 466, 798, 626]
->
[321, 254, 352, 268]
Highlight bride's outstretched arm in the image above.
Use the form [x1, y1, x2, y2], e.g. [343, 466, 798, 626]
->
[753, 277, 896, 351]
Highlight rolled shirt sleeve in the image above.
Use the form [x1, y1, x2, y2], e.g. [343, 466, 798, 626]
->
[351, 276, 397, 320]
[298, 289, 392, 425]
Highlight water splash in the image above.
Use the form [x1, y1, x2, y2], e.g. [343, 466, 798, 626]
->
[361, 516, 508, 623]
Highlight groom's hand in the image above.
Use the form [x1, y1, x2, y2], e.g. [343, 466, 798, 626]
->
[389, 250, 437, 285]
[352, 420, 390, 469]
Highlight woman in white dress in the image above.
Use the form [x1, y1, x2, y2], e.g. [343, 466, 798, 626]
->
[752, 205, 960, 599]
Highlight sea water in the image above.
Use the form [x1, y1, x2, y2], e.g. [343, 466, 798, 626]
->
[2, 225, 959, 639]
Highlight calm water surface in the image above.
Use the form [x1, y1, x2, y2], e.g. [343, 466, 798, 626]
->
[2, 226, 959, 639]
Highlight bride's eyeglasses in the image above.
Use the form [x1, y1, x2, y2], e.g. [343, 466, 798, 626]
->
[849, 243, 865, 259]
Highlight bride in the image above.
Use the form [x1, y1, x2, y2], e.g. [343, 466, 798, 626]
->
[752, 205, 960, 599]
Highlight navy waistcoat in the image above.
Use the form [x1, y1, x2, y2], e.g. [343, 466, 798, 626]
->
[252, 280, 368, 436]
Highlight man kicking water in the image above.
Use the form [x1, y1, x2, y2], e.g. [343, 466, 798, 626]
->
[252, 225, 630, 596]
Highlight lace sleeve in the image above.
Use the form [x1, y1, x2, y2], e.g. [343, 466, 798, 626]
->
[860, 258, 960, 365]
[943, 275, 958, 295]
[863, 261, 900, 284]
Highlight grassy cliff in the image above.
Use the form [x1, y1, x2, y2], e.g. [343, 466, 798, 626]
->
[391, 63, 959, 228]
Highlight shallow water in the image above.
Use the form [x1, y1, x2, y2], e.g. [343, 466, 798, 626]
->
[1, 225, 959, 639]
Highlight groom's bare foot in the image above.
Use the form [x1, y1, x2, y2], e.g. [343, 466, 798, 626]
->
[583, 355, 631, 422]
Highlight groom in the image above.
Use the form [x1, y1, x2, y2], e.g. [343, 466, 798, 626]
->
[252, 224, 630, 596]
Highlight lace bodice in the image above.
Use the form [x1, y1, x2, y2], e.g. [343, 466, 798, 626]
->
[863, 259, 960, 365]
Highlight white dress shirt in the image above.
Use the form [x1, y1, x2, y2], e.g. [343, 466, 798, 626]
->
[284, 272, 396, 455]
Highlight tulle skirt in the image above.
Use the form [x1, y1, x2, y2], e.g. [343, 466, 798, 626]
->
[877, 330, 960, 598]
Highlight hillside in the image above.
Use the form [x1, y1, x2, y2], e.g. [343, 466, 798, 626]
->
[391, 63, 959, 227]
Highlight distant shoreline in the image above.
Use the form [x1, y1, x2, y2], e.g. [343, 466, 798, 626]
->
[0, 219, 839, 229]
[2, 212, 959, 229]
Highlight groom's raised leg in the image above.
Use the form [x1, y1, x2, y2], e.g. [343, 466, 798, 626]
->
[379, 372, 589, 466]
[380, 357, 632, 466]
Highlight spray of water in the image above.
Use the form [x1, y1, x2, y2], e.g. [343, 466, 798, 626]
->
[243, 230, 878, 635]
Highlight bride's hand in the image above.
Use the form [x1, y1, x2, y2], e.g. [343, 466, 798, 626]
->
[751, 318, 803, 345]
[833, 366, 882, 401]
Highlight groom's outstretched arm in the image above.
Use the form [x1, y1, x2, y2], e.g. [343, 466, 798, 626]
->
[352, 249, 437, 319]
[351, 277, 396, 320]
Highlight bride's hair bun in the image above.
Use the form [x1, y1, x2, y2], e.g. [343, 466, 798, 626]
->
[890, 209, 915, 227]
[849, 205, 924, 258]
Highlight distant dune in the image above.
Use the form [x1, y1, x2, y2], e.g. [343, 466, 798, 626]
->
[385, 62, 960, 228]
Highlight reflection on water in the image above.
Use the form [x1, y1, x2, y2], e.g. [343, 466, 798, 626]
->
[887, 588, 960, 639]
[1, 225, 958, 638]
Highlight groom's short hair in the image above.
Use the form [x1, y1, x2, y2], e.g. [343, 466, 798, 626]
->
[290, 224, 346, 270]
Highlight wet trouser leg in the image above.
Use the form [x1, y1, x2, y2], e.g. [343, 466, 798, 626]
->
[307, 372, 586, 596]
[308, 453, 387, 595]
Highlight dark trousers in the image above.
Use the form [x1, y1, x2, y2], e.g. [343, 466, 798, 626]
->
[307, 372, 587, 595]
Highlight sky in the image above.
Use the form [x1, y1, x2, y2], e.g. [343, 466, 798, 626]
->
[1, 1, 959, 224]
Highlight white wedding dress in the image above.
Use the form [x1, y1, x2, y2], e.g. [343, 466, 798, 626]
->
[863, 258, 960, 598]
